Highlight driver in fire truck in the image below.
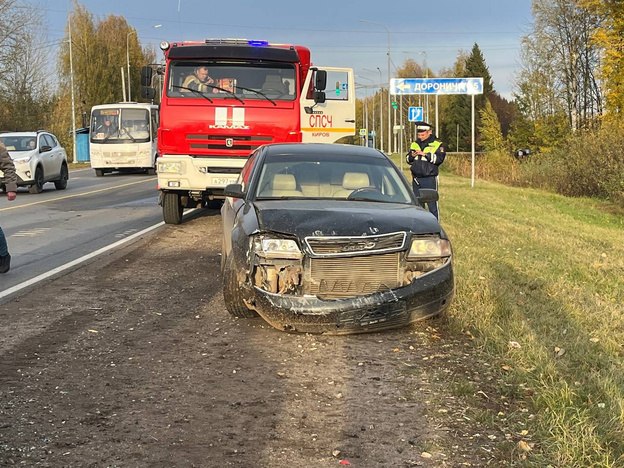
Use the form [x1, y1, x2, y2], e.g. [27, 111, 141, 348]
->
[182, 66, 215, 93]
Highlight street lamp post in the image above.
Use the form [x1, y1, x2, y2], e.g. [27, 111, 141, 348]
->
[403, 50, 428, 139]
[127, 24, 161, 101]
[360, 20, 391, 154]
[364, 68, 383, 152]
[67, 0, 77, 163]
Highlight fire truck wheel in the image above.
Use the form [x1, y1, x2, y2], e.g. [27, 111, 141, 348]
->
[223, 255, 258, 318]
[163, 192, 184, 224]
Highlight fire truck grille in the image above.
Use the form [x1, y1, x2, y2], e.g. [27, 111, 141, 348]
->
[187, 134, 273, 151]
[306, 252, 402, 299]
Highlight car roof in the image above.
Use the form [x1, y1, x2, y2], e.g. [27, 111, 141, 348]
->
[0, 131, 48, 137]
[261, 143, 388, 160]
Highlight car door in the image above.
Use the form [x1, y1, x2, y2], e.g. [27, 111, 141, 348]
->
[38, 134, 59, 179]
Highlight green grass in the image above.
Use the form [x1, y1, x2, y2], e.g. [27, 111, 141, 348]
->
[437, 172, 624, 466]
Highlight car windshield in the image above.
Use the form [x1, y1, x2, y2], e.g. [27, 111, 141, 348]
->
[0, 136, 36, 152]
[91, 108, 151, 143]
[254, 152, 413, 204]
[167, 62, 297, 102]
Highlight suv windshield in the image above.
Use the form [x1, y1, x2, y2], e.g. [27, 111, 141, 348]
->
[167, 62, 297, 102]
[91, 108, 151, 143]
[0, 135, 36, 152]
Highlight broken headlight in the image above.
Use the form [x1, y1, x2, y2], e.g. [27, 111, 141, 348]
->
[254, 237, 302, 260]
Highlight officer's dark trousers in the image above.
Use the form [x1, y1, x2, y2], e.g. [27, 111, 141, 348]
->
[412, 176, 439, 219]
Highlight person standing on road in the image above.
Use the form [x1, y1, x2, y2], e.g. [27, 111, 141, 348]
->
[406, 121, 446, 220]
[0, 141, 18, 273]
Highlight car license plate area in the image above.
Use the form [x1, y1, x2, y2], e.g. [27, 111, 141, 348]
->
[337, 302, 407, 327]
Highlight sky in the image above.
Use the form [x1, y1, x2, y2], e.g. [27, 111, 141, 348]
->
[42, 0, 533, 100]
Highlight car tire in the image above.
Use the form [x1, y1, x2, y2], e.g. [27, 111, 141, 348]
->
[163, 192, 183, 224]
[95, 169, 104, 177]
[54, 163, 69, 190]
[223, 255, 258, 318]
[28, 166, 44, 194]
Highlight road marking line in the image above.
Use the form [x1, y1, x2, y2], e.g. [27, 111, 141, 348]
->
[0, 178, 157, 212]
[12, 228, 51, 238]
[0, 221, 165, 302]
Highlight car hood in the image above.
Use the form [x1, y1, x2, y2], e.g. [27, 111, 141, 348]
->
[253, 200, 442, 238]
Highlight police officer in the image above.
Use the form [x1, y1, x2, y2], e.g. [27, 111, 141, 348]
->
[406, 121, 446, 219]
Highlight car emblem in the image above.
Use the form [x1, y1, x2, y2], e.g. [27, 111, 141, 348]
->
[226, 138, 234, 148]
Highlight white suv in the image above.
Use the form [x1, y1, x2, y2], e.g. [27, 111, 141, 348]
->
[0, 131, 69, 193]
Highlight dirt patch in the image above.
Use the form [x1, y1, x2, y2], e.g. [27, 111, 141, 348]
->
[0, 211, 532, 467]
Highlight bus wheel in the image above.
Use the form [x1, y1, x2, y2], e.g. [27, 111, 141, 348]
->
[163, 192, 183, 224]
[95, 169, 104, 177]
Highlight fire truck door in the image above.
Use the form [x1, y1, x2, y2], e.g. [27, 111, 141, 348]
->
[300, 67, 356, 143]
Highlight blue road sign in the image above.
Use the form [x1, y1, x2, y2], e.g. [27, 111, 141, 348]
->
[408, 107, 424, 122]
[390, 78, 484, 95]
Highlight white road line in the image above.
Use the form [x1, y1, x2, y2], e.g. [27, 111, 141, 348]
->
[0, 221, 164, 302]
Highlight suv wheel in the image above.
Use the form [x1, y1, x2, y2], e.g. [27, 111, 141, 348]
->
[28, 166, 44, 194]
[54, 163, 69, 190]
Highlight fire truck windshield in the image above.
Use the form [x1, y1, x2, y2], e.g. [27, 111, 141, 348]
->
[167, 62, 296, 101]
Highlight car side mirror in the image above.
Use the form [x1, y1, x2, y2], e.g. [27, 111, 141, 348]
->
[141, 87, 156, 99]
[39, 145, 52, 153]
[224, 183, 245, 199]
[417, 188, 439, 204]
[315, 70, 327, 91]
[141, 66, 153, 87]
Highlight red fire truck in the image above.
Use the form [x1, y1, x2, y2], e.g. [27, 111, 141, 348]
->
[141, 38, 356, 224]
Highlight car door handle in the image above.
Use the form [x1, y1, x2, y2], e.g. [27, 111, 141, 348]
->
[345, 119, 355, 123]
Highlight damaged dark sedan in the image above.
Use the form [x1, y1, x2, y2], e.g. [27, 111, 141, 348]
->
[220, 143, 454, 334]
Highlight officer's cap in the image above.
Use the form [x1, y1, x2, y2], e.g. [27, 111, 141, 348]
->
[415, 121, 432, 132]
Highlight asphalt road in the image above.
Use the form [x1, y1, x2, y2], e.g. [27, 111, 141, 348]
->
[0, 167, 162, 293]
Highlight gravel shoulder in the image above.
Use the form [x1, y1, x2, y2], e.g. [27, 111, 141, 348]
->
[0, 210, 529, 467]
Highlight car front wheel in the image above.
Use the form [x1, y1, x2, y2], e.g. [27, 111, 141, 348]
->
[28, 166, 44, 194]
[223, 255, 258, 318]
[54, 163, 69, 190]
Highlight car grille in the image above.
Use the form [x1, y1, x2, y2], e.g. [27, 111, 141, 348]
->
[306, 252, 402, 299]
[305, 232, 406, 257]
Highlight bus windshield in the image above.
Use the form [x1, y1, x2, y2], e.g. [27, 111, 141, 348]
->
[91, 107, 151, 143]
[166, 62, 297, 102]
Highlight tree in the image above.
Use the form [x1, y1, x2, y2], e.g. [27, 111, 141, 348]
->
[0, 0, 53, 131]
[582, 0, 624, 119]
[516, 0, 602, 130]
[479, 100, 509, 153]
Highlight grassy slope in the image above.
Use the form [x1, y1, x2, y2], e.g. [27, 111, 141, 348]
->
[437, 170, 624, 466]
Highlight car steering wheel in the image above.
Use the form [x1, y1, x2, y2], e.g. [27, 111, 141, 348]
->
[347, 187, 385, 200]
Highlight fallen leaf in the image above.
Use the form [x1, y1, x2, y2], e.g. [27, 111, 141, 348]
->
[517, 440, 531, 452]
[509, 341, 521, 349]
[590, 337, 600, 343]
[393, 348, 400, 353]
[332, 449, 341, 457]
[421, 452, 432, 458]
[88, 329, 98, 334]
[501, 365, 511, 371]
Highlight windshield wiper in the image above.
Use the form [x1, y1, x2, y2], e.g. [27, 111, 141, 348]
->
[172, 85, 214, 103]
[202, 84, 245, 105]
[121, 127, 137, 142]
[234, 86, 277, 106]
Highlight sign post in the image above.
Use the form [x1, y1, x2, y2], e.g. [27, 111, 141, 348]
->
[391, 78, 483, 187]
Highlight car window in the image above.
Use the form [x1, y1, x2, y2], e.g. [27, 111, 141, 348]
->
[42, 134, 55, 148]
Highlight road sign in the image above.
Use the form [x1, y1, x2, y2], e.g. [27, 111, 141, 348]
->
[390, 78, 484, 95]
[359, 128, 367, 136]
[408, 107, 423, 122]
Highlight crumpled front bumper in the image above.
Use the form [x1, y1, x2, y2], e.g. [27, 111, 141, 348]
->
[251, 262, 454, 335]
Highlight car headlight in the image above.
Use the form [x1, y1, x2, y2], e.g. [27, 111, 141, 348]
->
[255, 238, 302, 259]
[158, 161, 183, 174]
[13, 156, 32, 164]
[407, 237, 451, 259]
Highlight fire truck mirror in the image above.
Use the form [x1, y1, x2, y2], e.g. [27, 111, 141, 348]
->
[141, 87, 156, 99]
[315, 70, 327, 91]
[313, 91, 326, 104]
[141, 66, 154, 87]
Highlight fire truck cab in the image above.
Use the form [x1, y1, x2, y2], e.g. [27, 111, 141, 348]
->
[141, 38, 356, 224]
